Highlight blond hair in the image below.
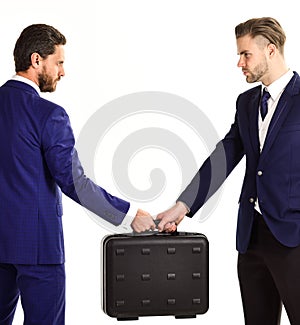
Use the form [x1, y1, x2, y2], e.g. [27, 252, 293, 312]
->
[235, 17, 286, 55]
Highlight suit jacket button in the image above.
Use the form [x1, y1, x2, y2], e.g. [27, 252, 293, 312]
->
[249, 197, 255, 203]
[257, 170, 263, 176]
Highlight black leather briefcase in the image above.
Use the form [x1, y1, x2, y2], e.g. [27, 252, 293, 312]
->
[101, 229, 209, 320]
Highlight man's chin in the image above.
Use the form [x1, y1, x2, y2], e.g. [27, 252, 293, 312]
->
[245, 76, 256, 84]
[40, 84, 57, 93]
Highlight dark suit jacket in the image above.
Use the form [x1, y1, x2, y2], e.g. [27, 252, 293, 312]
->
[178, 72, 300, 253]
[0, 80, 129, 264]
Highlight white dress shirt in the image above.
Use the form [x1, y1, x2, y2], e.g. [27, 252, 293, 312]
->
[258, 69, 294, 151]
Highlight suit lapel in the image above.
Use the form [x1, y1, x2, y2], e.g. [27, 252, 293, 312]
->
[248, 90, 261, 156]
[259, 73, 300, 164]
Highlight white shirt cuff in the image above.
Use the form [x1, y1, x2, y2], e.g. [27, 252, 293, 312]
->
[119, 204, 138, 232]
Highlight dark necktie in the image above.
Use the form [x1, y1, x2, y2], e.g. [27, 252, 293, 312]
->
[260, 88, 271, 121]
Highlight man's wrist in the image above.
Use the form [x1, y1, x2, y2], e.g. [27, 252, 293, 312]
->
[120, 204, 138, 231]
[176, 200, 190, 214]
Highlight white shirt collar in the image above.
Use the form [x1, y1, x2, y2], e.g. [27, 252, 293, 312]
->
[11, 74, 40, 94]
[263, 69, 294, 100]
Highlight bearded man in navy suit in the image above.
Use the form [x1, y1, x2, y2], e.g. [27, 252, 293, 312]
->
[0, 24, 156, 325]
[157, 17, 300, 324]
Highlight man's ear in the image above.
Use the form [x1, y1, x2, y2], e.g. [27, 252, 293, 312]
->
[267, 43, 277, 57]
[31, 52, 41, 69]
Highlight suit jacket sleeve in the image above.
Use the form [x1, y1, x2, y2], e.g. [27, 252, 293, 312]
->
[178, 107, 245, 217]
[41, 105, 130, 226]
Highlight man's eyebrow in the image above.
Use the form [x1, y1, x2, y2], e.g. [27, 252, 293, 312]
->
[237, 50, 249, 55]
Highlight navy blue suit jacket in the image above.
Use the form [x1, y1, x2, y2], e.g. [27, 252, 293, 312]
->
[0, 80, 129, 264]
[178, 71, 300, 253]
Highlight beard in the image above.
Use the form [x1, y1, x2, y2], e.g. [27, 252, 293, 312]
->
[245, 57, 269, 84]
[38, 67, 59, 92]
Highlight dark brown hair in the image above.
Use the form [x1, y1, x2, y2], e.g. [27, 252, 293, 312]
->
[13, 24, 67, 72]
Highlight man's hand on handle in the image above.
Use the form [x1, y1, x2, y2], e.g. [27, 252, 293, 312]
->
[131, 209, 156, 233]
[156, 201, 189, 232]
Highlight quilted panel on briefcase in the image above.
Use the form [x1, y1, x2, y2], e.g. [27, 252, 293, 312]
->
[101, 231, 209, 320]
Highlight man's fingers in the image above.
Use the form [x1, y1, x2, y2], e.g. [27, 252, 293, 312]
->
[157, 219, 166, 232]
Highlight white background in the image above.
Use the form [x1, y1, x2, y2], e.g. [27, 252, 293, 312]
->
[1, 1, 299, 324]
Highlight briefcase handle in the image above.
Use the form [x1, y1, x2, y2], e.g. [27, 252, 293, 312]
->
[132, 219, 177, 236]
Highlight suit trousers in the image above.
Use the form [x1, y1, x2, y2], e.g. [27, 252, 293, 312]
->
[238, 211, 300, 325]
[0, 263, 65, 325]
